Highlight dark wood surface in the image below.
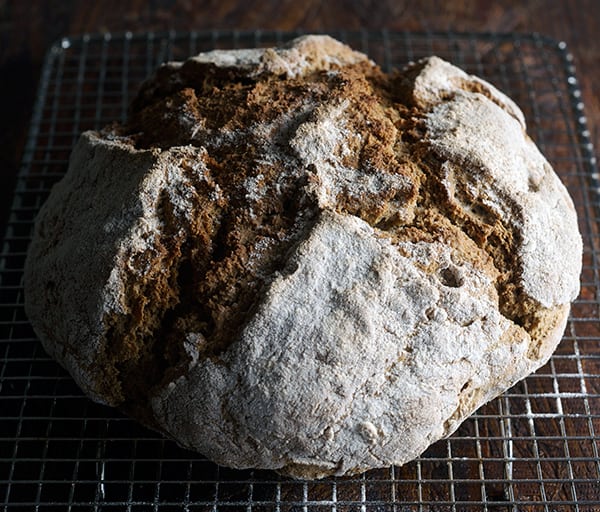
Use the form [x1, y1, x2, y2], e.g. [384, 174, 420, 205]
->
[0, 0, 599, 242]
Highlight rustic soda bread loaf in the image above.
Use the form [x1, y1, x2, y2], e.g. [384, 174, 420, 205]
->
[24, 35, 582, 478]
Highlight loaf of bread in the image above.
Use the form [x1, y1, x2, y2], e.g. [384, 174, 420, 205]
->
[24, 35, 582, 478]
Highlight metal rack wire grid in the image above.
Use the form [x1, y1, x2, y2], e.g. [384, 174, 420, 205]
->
[1, 30, 599, 511]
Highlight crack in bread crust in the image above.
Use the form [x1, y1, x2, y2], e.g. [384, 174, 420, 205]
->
[102, 41, 575, 418]
[108, 47, 552, 405]
[105, 58, 422, 407]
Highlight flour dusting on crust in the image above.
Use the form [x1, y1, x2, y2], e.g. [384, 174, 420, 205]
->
[24, 35, 582, 478]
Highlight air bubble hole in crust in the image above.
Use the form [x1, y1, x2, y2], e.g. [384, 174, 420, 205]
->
[439, 266, 463, 288]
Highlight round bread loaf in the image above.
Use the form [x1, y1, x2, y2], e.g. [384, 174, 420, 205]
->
[24, 35, 582, 478]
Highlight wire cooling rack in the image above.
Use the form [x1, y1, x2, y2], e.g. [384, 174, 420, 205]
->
[1, 30, 599, 511]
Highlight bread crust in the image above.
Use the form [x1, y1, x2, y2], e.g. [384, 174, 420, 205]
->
[24, 35, 582, 478]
